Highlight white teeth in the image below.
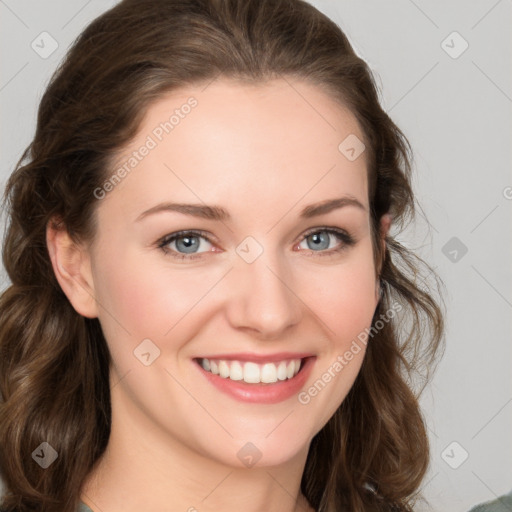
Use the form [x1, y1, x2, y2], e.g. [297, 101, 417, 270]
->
[243, 362, 260, 384]
[229, 361, 243, 381]
[277, 361, 288, 381]
[219, 360, 230, 378]
[199, 357, 303, 384]
[261, 363, 278, 383]
[287, 360, 296, 379]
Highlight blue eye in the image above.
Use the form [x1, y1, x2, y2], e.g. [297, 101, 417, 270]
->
[157, 227, 355, 261]
[157, 230, 214, 260]
[297, 228, 355, 256]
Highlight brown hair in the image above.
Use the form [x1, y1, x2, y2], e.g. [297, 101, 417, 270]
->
[0, 0, 445, 511]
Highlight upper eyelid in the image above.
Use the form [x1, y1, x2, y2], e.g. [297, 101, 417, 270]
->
[159, 229, 215, 246]
[300, 226, 349, 238]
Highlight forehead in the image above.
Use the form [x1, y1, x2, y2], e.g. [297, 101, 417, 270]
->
[101, 77, 369, 223]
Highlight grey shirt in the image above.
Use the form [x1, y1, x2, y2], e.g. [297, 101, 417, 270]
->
[468, 489, 512, 512]
[77, 501, 94, 512]
[77, 490, 512, 512]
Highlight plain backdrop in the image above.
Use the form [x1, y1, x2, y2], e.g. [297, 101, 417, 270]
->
[0, 1, 511, 511]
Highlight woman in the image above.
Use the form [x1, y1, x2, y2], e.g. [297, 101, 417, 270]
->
[0, 0, 445, 511]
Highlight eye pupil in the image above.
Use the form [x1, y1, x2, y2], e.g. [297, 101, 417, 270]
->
[176, 235, 199, 253]
[308, 231, 330, 251]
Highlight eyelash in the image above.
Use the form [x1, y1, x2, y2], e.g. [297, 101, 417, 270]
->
[156, 227, 356, 261]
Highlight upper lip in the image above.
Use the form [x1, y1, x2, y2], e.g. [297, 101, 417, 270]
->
[195, 352, 315, 363]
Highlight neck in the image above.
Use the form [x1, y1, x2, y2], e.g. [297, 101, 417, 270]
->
[80, 384, 316, 512]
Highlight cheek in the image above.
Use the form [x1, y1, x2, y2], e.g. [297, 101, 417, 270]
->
[295, 248, 377, 426]
[306, 247, 378, 345]
[91, 246, 226, 351]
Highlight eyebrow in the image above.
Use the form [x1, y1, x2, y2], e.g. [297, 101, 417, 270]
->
[135, 195, 366, 223]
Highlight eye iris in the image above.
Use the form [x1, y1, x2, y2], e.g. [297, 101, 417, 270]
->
[176, 235, 200, 253]
[307, 231, 330, 251]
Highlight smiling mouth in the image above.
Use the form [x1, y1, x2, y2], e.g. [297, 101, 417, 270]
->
[195, 357, 306, 385]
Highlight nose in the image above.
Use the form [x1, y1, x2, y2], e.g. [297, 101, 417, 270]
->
[224, 249, 303, 339]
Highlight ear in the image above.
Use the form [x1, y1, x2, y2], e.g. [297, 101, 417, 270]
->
[375, 213, 392, 301]
[46, 217, 99, 318]
[379, 213, 392, 253]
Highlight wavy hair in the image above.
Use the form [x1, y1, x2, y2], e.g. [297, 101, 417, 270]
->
[0, 0, 445, 510]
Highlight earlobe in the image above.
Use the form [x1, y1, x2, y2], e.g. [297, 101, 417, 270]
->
[46, 217, 99, 318]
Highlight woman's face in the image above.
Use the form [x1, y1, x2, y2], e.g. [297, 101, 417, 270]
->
[82, 78, 384, 468]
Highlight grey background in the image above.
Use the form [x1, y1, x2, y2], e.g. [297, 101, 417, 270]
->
[1, 1, 511, 511]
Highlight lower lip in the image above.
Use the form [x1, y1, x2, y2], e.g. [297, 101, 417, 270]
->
[195, 357, 316, 404]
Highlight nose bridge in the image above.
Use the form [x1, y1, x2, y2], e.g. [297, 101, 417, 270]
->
[225, 237, 302, 336]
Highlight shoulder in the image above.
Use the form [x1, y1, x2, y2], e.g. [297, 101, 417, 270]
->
[467, 489, 512, 512]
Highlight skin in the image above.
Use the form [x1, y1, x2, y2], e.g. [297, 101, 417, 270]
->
[46, 77, 391, 512]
